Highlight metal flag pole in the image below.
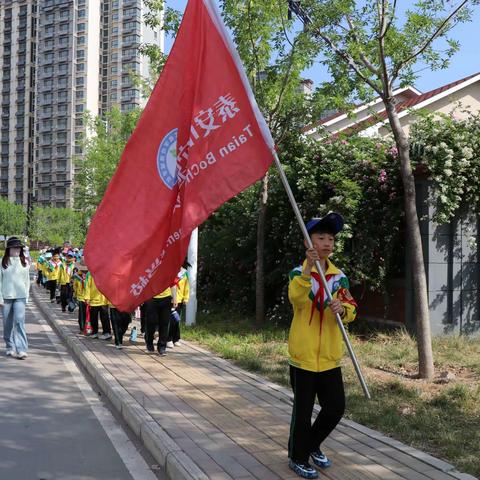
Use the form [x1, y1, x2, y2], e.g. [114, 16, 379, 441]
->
[272, 150, 371, 400]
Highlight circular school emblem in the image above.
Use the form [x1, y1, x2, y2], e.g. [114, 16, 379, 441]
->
[156, 128, 178, 190]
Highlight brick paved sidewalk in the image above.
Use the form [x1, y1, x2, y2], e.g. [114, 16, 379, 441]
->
[32, 285, 477, 480]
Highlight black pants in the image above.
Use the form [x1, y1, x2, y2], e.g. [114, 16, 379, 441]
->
[110, 308, 132, 346]
[78, 301, 86, 332]
[168, 305, 182, 343]
[145, 296, 171, 351]
[45, 280, 57, 301]
[60, 284, 73, 311]
[140, 303, 146, 334]
[37, 270, 43, 285]
[288, 366, 345, 463]
[89, 305, 110, 335]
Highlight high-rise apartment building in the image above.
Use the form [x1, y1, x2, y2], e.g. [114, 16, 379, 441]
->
[0, 0, 163, 208]
[0, 1, 37, 206]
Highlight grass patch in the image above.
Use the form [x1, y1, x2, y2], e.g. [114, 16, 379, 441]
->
[183, 310, 480, 477]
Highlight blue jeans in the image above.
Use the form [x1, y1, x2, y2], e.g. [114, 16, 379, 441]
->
[3, 298, 28, 353]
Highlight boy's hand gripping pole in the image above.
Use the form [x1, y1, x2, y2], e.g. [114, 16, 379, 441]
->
[272, 151, 371, 399]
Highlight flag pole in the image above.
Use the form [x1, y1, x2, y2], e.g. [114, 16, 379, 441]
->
[272, 150, 371, 400]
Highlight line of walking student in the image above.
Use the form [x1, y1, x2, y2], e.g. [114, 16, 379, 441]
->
[35, 247, 190, 355]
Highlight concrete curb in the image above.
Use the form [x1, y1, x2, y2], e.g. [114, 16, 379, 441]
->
[32, 287, 209, 480]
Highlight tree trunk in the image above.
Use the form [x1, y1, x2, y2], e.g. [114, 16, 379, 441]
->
[255, 172, 269, 326]
[385, 101, 435, 380]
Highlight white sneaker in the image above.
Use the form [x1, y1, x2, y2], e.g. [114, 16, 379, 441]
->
[115, 344, 123, 350]
[90, 333, 98, 339]
[166, 341, 174, 348]
[174, 340, 182, 346]
[6, 349, 15, 357]
[16, 351, 28, 360]
[99, 333, 112, 340]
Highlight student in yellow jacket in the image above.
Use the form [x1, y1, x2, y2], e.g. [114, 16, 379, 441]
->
[44, 251, 62, 303]
[58, 251, 75, 312]
[167, 262, 190, 348]
[84, 271, 111, 340]
[287, 213, 357, 480]
[72, 262, 88, 333]
[144, 287, 172, 356]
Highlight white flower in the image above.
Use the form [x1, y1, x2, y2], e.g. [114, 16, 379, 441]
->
[461, 146, 473, 159]
[444, 169, 453, 176]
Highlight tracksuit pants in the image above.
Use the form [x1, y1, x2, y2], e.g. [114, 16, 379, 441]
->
[144, 296, 171, 352]
[89, 305, 110, 335]
[110, 308, 132, 346]
[288, 365, 345, 463]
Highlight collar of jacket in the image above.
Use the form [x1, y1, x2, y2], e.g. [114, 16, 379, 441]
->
[302, 257, 341, 276]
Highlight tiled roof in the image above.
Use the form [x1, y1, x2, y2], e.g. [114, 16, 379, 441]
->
[304, 72, 480, 135]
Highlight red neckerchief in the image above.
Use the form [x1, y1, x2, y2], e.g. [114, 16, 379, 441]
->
[309, 272, 333, 337]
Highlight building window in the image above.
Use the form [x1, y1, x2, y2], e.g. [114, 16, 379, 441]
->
[76, 63, 85, 72]
[76, 77, 84, 86]
[77, 36, 86, 45]
[58, 63, 68, 73]
[59, 36, 69, 46]
[77, 23, 86, 32]
[59, 23, 69, 32]
[75, 104, 84, 113]
[78, 9, 86, 19]
[57, 77, 68, 87]
[76, 50, 85, 59]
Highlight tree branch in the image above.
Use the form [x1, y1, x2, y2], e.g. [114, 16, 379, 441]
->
[391, 0, 470, 82]
[290, 3, 383, 96]
[381, 0, 397, 39]
[315, 28, 383, 97]
[377, 0, 391, 99]
[268, 40, 298, 130]
[345, 15, 381, 77]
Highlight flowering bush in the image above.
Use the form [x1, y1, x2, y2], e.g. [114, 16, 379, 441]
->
[199, 133, 404, 322]
[410, 111, 480, 224]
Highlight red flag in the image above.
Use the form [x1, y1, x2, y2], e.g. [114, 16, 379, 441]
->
[84, 0, 275, 312]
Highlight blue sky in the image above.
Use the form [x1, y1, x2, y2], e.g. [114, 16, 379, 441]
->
[165, 0, 479, 93]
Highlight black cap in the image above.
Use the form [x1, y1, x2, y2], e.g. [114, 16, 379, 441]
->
[6, 237, 24, 249]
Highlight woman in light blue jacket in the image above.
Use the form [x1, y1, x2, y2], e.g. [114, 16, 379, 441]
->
[1, 237, 30, 359]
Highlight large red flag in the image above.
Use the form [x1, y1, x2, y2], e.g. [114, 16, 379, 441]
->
[84, 0, 275, 312]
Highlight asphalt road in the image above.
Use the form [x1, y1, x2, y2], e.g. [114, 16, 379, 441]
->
[0, 299, 165, 480]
